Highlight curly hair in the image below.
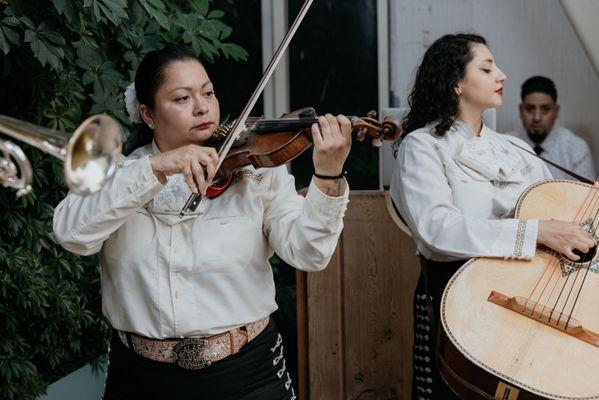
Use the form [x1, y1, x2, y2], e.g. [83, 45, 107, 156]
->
[401, 33, 487, 138]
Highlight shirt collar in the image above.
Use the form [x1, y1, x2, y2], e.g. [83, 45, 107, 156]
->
[518, 124, 560, 150]
[452, 120, 493, 138]
[540, 124, 561, 149]
[151, 139, 161, 155]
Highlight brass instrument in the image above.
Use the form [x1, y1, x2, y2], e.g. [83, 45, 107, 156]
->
[0, 114, 123, 196]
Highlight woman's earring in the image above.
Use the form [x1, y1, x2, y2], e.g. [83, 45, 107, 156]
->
[148, 122, 154, 129]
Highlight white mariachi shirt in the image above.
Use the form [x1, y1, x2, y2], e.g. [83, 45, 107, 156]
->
[390, 121, 552, 262]
[53, 141, 349, 338]
[506, 125, 596, 182]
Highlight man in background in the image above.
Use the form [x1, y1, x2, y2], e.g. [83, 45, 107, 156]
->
[506, 76, 595, 181]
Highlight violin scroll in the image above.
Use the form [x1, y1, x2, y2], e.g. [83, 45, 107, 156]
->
[351, 110, 402, 147]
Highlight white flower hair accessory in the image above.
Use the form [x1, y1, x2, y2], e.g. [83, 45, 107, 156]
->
[124, 82, 141, 123]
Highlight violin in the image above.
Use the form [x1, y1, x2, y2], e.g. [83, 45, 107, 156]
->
[177, 0, 400, 216]
[178, 107, 401, 216]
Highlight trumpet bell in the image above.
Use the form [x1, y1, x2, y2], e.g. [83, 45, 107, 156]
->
[66, 115, 122, 195]
[0, 114, 123, 196]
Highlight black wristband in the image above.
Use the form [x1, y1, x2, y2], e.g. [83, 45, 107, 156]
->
[314, 171, 346, 180]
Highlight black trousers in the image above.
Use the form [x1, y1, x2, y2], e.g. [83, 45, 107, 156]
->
[103, 319, 296, 400]
[411, 257, 465, 400]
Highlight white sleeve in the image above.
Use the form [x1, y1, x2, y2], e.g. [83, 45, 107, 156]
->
[52, 155, 164, 256]
[262, 166, 349, 271]
[390, 134, 537, 260]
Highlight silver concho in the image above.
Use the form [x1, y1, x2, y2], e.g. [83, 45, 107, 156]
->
[173, 338, 211, 370]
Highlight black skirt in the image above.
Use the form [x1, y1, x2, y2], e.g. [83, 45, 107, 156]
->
[102, 318, 296, 400]
[411, 257, 465, 400]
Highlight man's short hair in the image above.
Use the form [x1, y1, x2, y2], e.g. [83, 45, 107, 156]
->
[521, 76, 557, 102]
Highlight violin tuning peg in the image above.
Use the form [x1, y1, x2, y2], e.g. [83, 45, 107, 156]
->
[367, 110, 377, 119]
[356, 129, 366, 142]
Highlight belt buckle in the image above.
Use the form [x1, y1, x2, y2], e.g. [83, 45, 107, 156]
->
[173, 337, 211, 370]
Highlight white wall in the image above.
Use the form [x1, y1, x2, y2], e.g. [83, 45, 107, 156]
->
[560, 0, 599, 76]
[388, 0, 599, 171]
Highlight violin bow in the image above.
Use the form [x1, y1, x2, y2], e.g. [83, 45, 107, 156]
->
[179, 0, 314, 217]
[509, 141, 593, 184]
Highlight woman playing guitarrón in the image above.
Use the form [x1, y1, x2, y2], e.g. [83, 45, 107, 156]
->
[390, 33, 595, 399]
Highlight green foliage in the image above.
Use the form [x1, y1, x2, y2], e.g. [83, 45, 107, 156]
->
[0, 1, 247, 398]
[0, 149, 108, 400]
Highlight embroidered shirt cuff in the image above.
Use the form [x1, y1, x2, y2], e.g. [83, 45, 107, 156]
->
[520, 219, 538, 259]
[492, 218, 537, 260]
[126, 155, 164, 202]
[305, 178, 350, 227]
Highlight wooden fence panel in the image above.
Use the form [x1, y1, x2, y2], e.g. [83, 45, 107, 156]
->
[297, 191, 420, 400]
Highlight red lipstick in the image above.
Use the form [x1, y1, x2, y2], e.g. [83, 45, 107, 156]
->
[495, 88, 503, 95]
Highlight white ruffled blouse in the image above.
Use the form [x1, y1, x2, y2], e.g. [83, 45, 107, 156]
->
[390, 121, 552, 262]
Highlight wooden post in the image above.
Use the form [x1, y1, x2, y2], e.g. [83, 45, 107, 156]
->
[297, 191, 420, 399]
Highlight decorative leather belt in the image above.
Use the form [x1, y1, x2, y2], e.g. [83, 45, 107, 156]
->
[117, 316, 270, 370]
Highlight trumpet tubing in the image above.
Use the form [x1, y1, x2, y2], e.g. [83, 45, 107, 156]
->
[0, 114, 123, 196]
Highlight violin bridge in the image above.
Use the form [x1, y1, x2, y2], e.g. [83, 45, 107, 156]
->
[488, 290, 599, 347]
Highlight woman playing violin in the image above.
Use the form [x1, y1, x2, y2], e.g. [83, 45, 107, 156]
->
[53, 44, 352, 400]
[390, 33, 596, 399]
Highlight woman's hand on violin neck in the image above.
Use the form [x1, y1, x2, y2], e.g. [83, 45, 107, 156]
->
[149, 144, 219, 195]
[537, 220, 597, 261]
[311, 114, 352, 176]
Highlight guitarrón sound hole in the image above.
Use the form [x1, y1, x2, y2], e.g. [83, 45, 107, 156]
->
[573, 245, 597, 264]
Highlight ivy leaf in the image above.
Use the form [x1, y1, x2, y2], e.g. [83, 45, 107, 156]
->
[18, 16, 35, 30]
[138, 0, 169, 30]
[83, 0, 128, 26]
[23, 22, 67, 71]
[29, 36, 62, 71]
[189, 0, 209, 16]
[1, 16, 20, 28]
[97, 0, 128, 26]
[75, 46, 102, 70]
[52, 0, 78, 25]
[207, 9, 224, 19]
[89, 87, 128, 123]
[2, 26, 20, 46]
[219, 43, 249, 61]
[0, 29, 9, 55]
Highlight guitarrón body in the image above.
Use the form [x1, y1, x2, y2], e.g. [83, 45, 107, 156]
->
[440, 180, 599, 399]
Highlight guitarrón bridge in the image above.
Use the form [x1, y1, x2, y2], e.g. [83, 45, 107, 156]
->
[488, 290, 599, 347]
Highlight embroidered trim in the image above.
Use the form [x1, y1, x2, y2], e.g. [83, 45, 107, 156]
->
[513, 219, 527, 258]
[230, 170, 264, 187]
